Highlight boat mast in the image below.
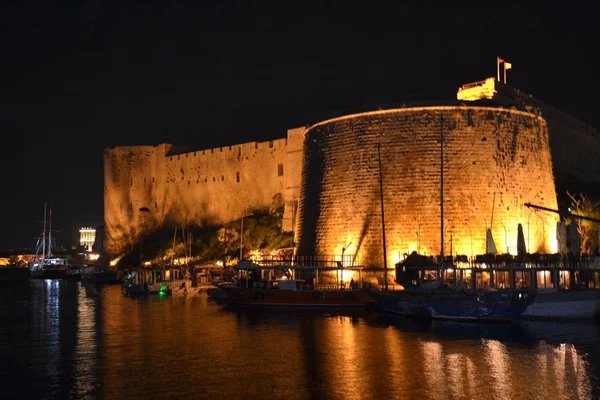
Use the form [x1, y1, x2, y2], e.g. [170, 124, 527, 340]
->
[377, 143, 388, 291]
[42, 202, 47, 259]
[440, 116, 444, 284]
[48, 208, 52, 257]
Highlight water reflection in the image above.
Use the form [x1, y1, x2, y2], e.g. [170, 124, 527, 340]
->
[370, 314, 599, 400]
[1, 282, 599, 400]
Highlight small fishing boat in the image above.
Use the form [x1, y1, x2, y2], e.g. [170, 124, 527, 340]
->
[220, 262, 375, 308]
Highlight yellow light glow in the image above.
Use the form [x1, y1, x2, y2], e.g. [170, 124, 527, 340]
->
[109, 255, 123, 267]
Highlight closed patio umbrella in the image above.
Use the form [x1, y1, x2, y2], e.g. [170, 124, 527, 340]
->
[517, 223, 526, 256]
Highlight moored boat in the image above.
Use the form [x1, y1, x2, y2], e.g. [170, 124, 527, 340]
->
[29, 203, 76, 280]
[372, 257, 535, 321]
[121, 267, 174, 296]
[518, 265, 600, 319]
[220, 262, 375, 308]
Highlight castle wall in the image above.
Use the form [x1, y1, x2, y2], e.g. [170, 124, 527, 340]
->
[104, 131, 305, 256]
[489, 81, 600, 195]
[296, 106, 559, 269]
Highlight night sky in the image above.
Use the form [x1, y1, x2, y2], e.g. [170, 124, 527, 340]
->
[1, 1, 598, 251]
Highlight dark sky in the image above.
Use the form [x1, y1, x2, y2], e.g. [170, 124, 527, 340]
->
[1, 1, 598, 251]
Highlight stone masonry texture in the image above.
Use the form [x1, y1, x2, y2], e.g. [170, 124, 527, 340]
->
[104, 104, 572, 267]
[295, 106, 558, 268]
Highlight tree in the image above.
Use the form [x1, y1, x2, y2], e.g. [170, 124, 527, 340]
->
[567, 191, 600, 255]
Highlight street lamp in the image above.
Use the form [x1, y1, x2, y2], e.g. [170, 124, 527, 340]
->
[496, 220, 508, 254]
[239, 213, 254, 262]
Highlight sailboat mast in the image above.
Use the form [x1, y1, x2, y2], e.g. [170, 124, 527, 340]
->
[42, 202, 47, 259]
[440, 116, 445, 283]
[48, 208, 52, 257]
[377, 143, 388, 291]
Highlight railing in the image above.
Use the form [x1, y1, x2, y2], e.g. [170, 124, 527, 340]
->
[251, 254, 363, 268]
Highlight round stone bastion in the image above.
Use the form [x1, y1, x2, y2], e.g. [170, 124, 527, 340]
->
[295, 105, 558, 269]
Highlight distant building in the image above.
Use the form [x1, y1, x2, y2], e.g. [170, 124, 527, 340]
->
[79, 227, 96, 252]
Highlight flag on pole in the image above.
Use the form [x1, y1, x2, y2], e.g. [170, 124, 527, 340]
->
[505, 61, 512, 70]
[497, 57, 504, 81]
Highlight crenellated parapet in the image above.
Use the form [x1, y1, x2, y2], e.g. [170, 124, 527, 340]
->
[103, 129, 306, 256]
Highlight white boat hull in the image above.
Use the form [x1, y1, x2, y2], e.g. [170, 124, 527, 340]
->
[523, 290, 600, 319]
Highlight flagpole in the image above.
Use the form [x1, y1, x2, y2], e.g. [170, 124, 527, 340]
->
[504, 63, 506, 84]
[497, 57, 500, 82]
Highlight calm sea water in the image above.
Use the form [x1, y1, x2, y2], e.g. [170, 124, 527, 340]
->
[1, 280, 600, 400]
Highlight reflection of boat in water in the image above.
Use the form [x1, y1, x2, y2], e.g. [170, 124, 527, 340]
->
[369, 310, 600, 349]
[220, 262, 374, 308]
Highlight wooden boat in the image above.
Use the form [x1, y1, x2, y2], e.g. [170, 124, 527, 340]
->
[220, 262, 375, 308]
[515, 265, 600, 319]
[371, 259, 535, 321]
[378, 253, 600, 320]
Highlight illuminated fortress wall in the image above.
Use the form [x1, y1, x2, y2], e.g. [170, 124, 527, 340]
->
[295, 106, 559, 269]
[459, 78, 600, 194]
[103, 128, 305, 256]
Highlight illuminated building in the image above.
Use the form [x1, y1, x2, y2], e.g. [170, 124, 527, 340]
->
[79, 227, 96, 252]
[104, 78, 599, 265]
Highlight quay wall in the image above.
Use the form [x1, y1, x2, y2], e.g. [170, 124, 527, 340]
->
[296, 106, 559, 269]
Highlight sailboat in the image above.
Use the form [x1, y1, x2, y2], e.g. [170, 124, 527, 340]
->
[371, 116, 535, 321]
[30, 203, 73, 279]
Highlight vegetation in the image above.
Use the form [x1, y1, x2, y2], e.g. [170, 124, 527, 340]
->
[116, 208, 293, 268]
[566, 191, 600, 255]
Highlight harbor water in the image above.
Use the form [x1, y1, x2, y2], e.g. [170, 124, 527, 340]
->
[1, 279, 600, 399]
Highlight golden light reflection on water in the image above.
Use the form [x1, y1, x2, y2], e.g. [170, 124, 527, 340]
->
[483, 340, 513, 399]
[421, 341, 446, 399]
[415, 335, 594, 400]
[5, 282, 598, 400]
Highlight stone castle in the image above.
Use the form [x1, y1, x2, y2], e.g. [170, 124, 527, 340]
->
[104, 78, 600, 268]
